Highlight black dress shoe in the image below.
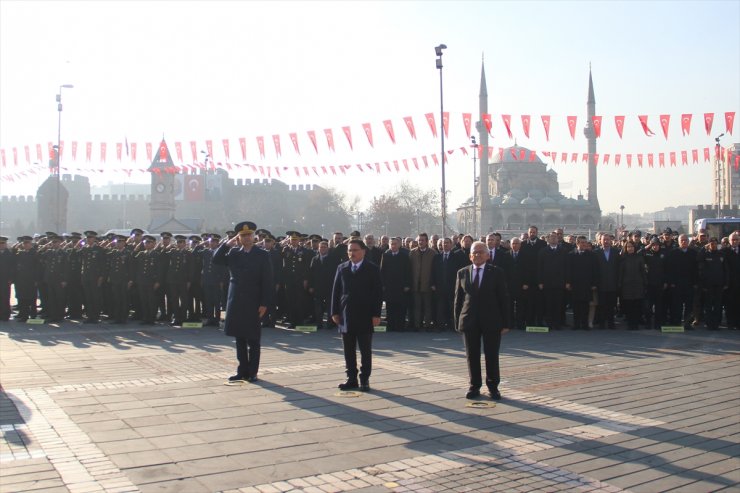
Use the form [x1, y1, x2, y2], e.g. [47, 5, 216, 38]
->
[338, 380, 359, 390]
[246, 376, 258, 383]
[465, 388, 480, 399]
[228, 374, 247, 382]
[489, 388, 502, 401]
[359, 382, 371, 392]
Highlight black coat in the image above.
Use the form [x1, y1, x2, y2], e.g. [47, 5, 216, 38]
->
[309, 254, 340, 298]
[380, 249, 411, 302]
[213, 243, 274, 339]
[518, 238, 545, 286]
[431, 250, 465, 296]
[566, 250, 599, 301]
[594, 247, 621, 292]
[454, 264, 510, 333]
[537, 246, 567, 289]
[331, 260, 383, 334]
[507, 249, 528, 296]
[665, 248, 698, 287]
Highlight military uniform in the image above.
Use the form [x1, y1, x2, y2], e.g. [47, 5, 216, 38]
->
[201, 236, 228, 326]
[134, 238, 165, 324]
[0, 237, 16, 321]
[107, 241, 133, 323]
[79, 233, 107, 323]
[40, 242, 68, 322]
[14, 240, 39, 320]
[165, 237, 194, 325]
[281, 234, 311, 327]
[188, 236, 205, 321]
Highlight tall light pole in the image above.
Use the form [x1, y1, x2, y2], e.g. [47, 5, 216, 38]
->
[55, 84, 74, 233]
[471, 135, 478, 237]
[435, 44, 447, 238]
[715, 133, 725, 218]
[619, 205, 625, 236]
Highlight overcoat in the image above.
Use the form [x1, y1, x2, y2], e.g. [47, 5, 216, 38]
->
[331, 260, 383, 335]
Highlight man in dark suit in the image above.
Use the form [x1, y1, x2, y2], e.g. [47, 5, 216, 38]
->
[566, 236, 599, 330]
[538, 232, 567, 331]
[213, 221, 274, 383]
[594, 233, 620, 329]
[725, 232, 740, 330]
[665, 234, 698, 329]
[331, 239, 383, 392]
[308, 240, 340, 330]
[507, 237, 528, 330]
[431, 237, 464, 331]
[519, 226, 546, 326]
[380, 237, 412, 331]
[454, 241, 511, 401]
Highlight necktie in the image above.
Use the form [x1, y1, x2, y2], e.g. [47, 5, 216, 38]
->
[444, 253, 448, 262]
[352, 264, 357, 273]
[513, 252, 517, 260]
[472, 267, 480, 290]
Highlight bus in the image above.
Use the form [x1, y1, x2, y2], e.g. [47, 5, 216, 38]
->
[693, 217, 740, 239]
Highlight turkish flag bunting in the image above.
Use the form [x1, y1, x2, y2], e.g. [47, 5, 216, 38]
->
[425, 113, 437, 138]
[36, 144, 42, 162]
[307, 130, 318, 154]
[670, 152, 676, 166]
[626, 154, 632, 167]
[616, 154, 622, 166]
[257, 136, 265, 158]
[502, 115, 513, 139]
[330, 166, 336, 175]
[24, 145, 30, 164]
[431, 154, 439, 166]
[637, 154, 643, 167]
[592, 116, 602, 138]
[239, 137, 247, 159]
[571, 153, 578, 164]
[48, 142, 54, 161]
[658, 153, 665, 167]
[681, 114, 692, 136]
[482, 114, 493, 136]
[659, 115, 670, 140]
[85, 142, 93, 162]
[393, 160, 399, 172]
[529, 151, 536, 162]
[116, 143, 122, 161]
[289, 133, 299, 155]
[442, 112, 450, 138]
[422, 156, 429, 168]
[681, 150, 688, 165]
[258, 166, 264, 176]
[403, 116, 417, 140]
[541, 115, 551, 141]
[101, 143, 107, 163]
[521, 115, 531, 138]
[355, 164, 364, 173]
[412, 157, 419, 170]
[567, 116, 577, 140]
[638, 115, 655, 136]
[403, 159, 409, 172]
[561, 152, 567, 163]
[582, 153, 589, 163]
[175, 142, 183, 162]
[614, 115, 625, 139]
[223, 139, 230, 160]
[520, 149, 527, 161]
[321, 166, 327, 175]
[703, 147, 710, 162]
[272, 135, 281, 157]
[704, 113, 714, 136]
[324, 129, 335, 152]
[462, 113, 472, 138]
[303, 166, 309, 176]
[383, 120, 396, 144]
[205, 140, 213, 160]
[725, 111, 735, 134]
[362, 123, 373, 147]
[12, 148, 17, 166]
[146, 142, 153, 162]
[189, 141, 196, 162]
[603, 154, 610, 165]
[159, 141, 168, 162]
[342, 126, 353, 150]
[648, 154, 655, 167]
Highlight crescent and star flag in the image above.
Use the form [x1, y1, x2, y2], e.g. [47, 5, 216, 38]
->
[100, 143, 107, 163]
[383, 120, 396, 144]
[592, 116, 602, 138]
[36, 144, 42, 162]
[703, 147, 710, 162]
[257, 136, 265, 158]
[205, 140, 213, 160]
[342, 126, 353, 150]
[626, 154, 632, 167]
[502, 115, 513, 139]
[222, 139, 230, 160]
[289, 133, 300, 154]
[670, 152, 676, 166]
[681, 150, 688, 165]
[482, 114, 492, 136]
[189, 141, 197, 162]
[704, 113, 714, 135]
[24, 145, 30, 164]
[726, 111, 735, 134]
[660, 115, 670, 140]
[425, 113, 437, 138]
[116, 143, 122, 161]
[681, 114, 692, 136]
[692, 149, 699, 164]
[638, 115, 655, 136]
[146, 142, 153, 162]
[71, 142, 78, 160]
[615, 154, 621, 166]
[403, 116, 417, 140]
[614, 115, 625, 139]
[272, 135, 281, 157]
[239, 137, 247, 159]
[158, 141, 167, 162]
[85, 142, 92, 162]
[175, 142, 183, 162]
[637, 153, 644, 167]
[541, 115, 551, 141]
[462, 113, 472, 138]
[442, 112, 450, 138]
[324, 129, 335, 152]
[521, 115, 530, 138]
[362, 123, 373, 147]
[567, 116, 577, 140]
[307, 130, 318, 154]
[185, 175, 204, 201]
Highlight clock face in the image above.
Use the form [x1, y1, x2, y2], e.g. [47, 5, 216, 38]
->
[156, 183, 165, 193]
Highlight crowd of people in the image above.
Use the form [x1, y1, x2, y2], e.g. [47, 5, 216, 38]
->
[0, 225, 738, 332]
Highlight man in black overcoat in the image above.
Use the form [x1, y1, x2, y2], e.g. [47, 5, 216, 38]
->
[380, 237, 412, 331]
[594, 233, 620, 329]
[665, 234, 698, 328]
[0, 236, 16, 321]
[431, 237, 464, 331]
[308, 240, 340, 330]
[566, 236, 599, 330]
[214, 221, 274, 382]
[331, 239, 383, 392]
[538, 232, 567, 331]
[454, 241, 511, 401]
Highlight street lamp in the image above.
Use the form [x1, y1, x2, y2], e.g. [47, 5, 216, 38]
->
[55, 84, 74, 232]
[471, 135, 478, 237]
[715, 133, 725, 218]
[435, 43, 447, 238]
[619, 205, 625, 235]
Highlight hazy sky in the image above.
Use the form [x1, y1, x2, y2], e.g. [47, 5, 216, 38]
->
[1, 0, 738, 217]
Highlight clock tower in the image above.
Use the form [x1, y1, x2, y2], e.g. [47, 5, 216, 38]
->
[148, 139, 176, 229]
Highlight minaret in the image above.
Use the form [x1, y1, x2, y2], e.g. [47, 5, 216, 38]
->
[475, 59, 491, 232]
[583, 66, 599, 209]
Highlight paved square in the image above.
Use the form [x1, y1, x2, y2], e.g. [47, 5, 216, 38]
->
[1, 321, 738, 493]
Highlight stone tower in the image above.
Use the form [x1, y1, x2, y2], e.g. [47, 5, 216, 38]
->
[476, 60, 491, 233]
[148, 139, 176, 229]
[583, 67, 600, 210]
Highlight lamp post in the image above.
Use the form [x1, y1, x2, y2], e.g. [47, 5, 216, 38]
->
[619, 205, 625, 235]
[435, 44, 447, 238]
[55, 84, 74, 233]
[715, 133, 725, 218]
[471, 135, 478, 237]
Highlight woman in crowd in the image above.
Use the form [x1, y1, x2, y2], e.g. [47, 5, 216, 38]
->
[619, 240, 647, 330]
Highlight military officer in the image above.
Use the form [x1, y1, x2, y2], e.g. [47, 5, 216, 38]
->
[201, 234, 228, 326]
[281, 231, 310, 328]
[107, 235, 133, 324]
[79, 231, 107, 323]
[166, 235, 194, 326]
[133, 235, 165, 325]
[14, 236, 39, 321]
[40, 234, 68, 323]
[0, 236, 16, 321]
[188, 235, 205, 321]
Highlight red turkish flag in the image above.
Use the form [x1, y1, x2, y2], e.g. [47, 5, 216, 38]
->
[116, 143, 122, 161]
[239, 137, 247, 159]
[0, 149, 5, 168]
[185, 175, 204, 201]
[289, 133, 299, 155]
[431, 154, 439, 166]
[70, 142, 77, 161]
[626, 154, 632, 167]
[561, 152, 567, 163]
[725, 111, 735, 134]
[403, 116, 417, 140]
[324, 129, 335, 152]
[603, 154, 610, 165]
[502, 115, 513, 139]
[101, 143, 107, 163]
[321, 166, 327, 175]
[189, 141, 197, 162]
[637, 154, 643, 167]
[175, 142, 183, 162]
[704, 113, 714, 136]
[482, 114, 493, 136]
[24, 145, 30, 164]
[402, 159, 409, 172]
[681, 150, 687, 165]
[412, 157, 419, 170]
[615, 154, 621, 166]
[703, 147, 710, 162]
[638, 115, 655, 136]
[567, 116, 577, 140]
[593, 153, 599, 165]
[521, 115, 531, 138]
[422, 156, 429, 168]
[659, 114, 670, 140]
[145, 142, 153, 162]
[529, 151, 537, 162]
[614, 115, 625, 139]
[257, 136, 265, 158]
[205, 140, 213, 160]
[658, 153, 664, 167]
[681, 114, 692, 136]
[442, 112, 450, 138]
[342, 126, 353, 150]
[541, 115, 551, 141]
[158, 141, 168, 162]
[425, 113, 437, 138]
[592, 116, 602, 138]
[670, 152, 676, 166]
[462, 113, 472, 138]
[272, 135, 281, 157]
[307, 130, 318, 154]
[692, 149, 699, 164]
[383, 120, 396, 144]
[581, 153, 588, 163]
[36, 144, 42, 162]
[222, 139, 230, 160]
[12, 148, 17, 166]
[521, 149, 527, 161]
[362, 123, 373, 147]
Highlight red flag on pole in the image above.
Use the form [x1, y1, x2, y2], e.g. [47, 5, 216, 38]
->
[384, 120, 396, 144]
[502, 115, 512, 139]
[324, 129, 335, 152]
[521, 115, 531, 138]
[257, 136, 265, 158]
[615, 115, 625, 139]
[681, 114, 692, 136]
[592, 116, 602, 138]
[462, 113, 472, 138]
[342, 126, 353, 150]
[362, 123, 373, 147]
[307, 130, 318, 154]
[659, 114, 670, 140]
[425, 113, 437, 137]
[541, 115, 551, 141]
[725, 111, 736, 134]
[704, 113, 714, 136]
[567, 116, 577, 140]
[638, 115, 655, 136]
[403, 116, 417, 140]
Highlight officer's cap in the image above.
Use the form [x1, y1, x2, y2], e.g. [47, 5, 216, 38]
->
[235, 221, 257, 236]
[49, 234, 62, 241]
[631, 230, 642, 236]
[105, 232, 116, 240]
[45, 231, 56, 237]
[115, 235, 128, 242]
[709, 237, 719, 243]
[209, 233, 221, 241]
[255, 228, 270, 237]
[20, 236, 33, 242]
[350, 230, 361, 239]
[264, 234, 276, 242]
[226, 230, 236, 238]
[174, 235, 187, 241]
[276, 236, 285, 242]
[309, 234, 322, 241]
[130, 228, 144, 235]
[0, 236, 7, 242]
[84, 230, 98, 238]
[663, 227, 673, 234]
[142, 235, 156, 242]
[160, 232, 173, 238]
[650, 237, 660, 245]
[189, 235, 202, 242]
[286, 230, 301, 240]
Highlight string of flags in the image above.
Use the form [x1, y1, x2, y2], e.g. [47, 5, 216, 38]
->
[0, 111, 735, 168]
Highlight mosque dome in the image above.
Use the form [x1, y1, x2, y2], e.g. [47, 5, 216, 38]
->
[539, 196, 557, 206]
[520, 196, 539, 206]
[528, 189, 545, 200]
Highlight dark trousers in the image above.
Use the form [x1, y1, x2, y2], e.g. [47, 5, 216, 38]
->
[511, 291, 527, 330]
[235, 336, 261, 378]
[525, 288, 545, 326]
[544, 288, 564, 330]
[623, 298, 642, 329]
[572, 299, 589, 330]
[15, 283, 37, 319]
[284, 281, 306, 325]
[313, 292, 332, 329]
[46, 281, 66, 321]
[138, 282, 157, 324]
[597, 291, 617, 327]
[412, 291, 433, 329]
[435, 291, 454, 331]
[726, 286, 740, 329]
[342, 331, 373, 383]
[385, 299, 407, 331]
[203, 282, 222, 322]
[82, 277, 102, 321]
[66, 280, 83, 318]
[0, 281, 10, 320]
[167, 282, 189, 323]
[670, 284, 694, 326]
[110, 282, 129, 323]
[463, 326, 502, 390]
[703, 286, 724, 329]
[645, 285, 665, 328]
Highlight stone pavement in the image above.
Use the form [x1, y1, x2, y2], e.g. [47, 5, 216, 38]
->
[0, 320, 738, 493]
